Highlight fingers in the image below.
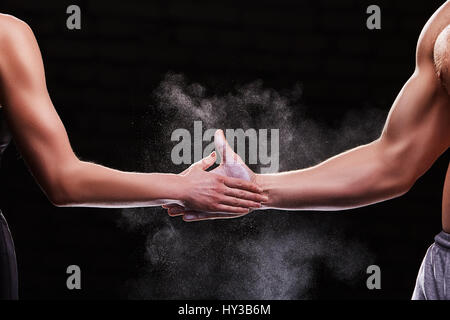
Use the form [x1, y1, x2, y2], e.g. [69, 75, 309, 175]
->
[166, 198, 259, 216]
[165, 204, 186, 216]
[214, 204, 250, 214]
[168, 204, 250, 217]
[224, 187, 268, 203]
[222, 175, 263, 193]
[166, 206, 244, 220]
[194, 151, 217, 171]
[162, 204, 176, 209]
[200, 151, 217, 170]
[181, 209, 246, 221]
[183, 212, 245, 222]
[165, 206, 249, 221]
[165, 204, 246, 220]
[219, 196, 261, 209]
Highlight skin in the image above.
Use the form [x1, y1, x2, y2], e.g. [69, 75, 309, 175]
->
[164, 130, 259, 221]
[170, 1, 450, 232]
[0, 14, 267, 212]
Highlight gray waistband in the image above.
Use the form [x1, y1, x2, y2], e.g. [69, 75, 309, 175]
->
[434, 231, 450, 250]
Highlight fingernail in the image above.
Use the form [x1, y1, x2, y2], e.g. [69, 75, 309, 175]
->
[211, 151, 216, 157]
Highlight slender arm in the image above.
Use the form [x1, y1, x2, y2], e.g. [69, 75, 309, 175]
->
[0, 15, 263, 211]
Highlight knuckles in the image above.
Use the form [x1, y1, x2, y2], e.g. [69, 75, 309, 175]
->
[215, 176, 225, 184]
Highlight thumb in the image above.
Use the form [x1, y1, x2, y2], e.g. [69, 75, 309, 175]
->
[197, 151, 217, 170]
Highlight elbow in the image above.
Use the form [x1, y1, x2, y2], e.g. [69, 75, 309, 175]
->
[46, 180, 76, 207]
[375, 138, 420, 199]
[392, 176, 416, 198]
[381, 160, 418, 199]
[44, 161, 83, 207]
[49, 196, 67, 208]
[47, 188, 74, 207]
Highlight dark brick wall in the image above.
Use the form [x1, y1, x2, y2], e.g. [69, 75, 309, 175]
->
[0, 0, 448, 299]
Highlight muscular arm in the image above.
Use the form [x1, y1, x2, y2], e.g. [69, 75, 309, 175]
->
[257, 2, 450, 211]
[0, 15, 263, 210]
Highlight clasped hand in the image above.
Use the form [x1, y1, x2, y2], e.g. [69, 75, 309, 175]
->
[163, 130, 266, 221]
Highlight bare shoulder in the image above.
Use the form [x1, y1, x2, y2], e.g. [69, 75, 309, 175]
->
[413, 2, 450, 96]
[416, 2, 450, 67]
[0, 14, 42, 79]
[0, 14, 35, 53]
[0, 14, 31, 36]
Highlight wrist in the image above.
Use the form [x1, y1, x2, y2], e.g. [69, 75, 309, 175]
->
[173, 174, 190, 203]
[255, 174, 276, 209]
[157, 173, 189, 204]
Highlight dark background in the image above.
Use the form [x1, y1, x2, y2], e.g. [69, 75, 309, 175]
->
[0, 0, 449, 299]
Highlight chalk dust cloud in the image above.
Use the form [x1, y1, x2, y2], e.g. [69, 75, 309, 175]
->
[119, 73, 385, 299]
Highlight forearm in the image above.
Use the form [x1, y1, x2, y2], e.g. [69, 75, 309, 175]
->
[256, 140, 412, 211]
[51, 160, 187, 208]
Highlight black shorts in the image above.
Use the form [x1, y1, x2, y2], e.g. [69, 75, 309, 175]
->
[0, 211, 18, 300]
